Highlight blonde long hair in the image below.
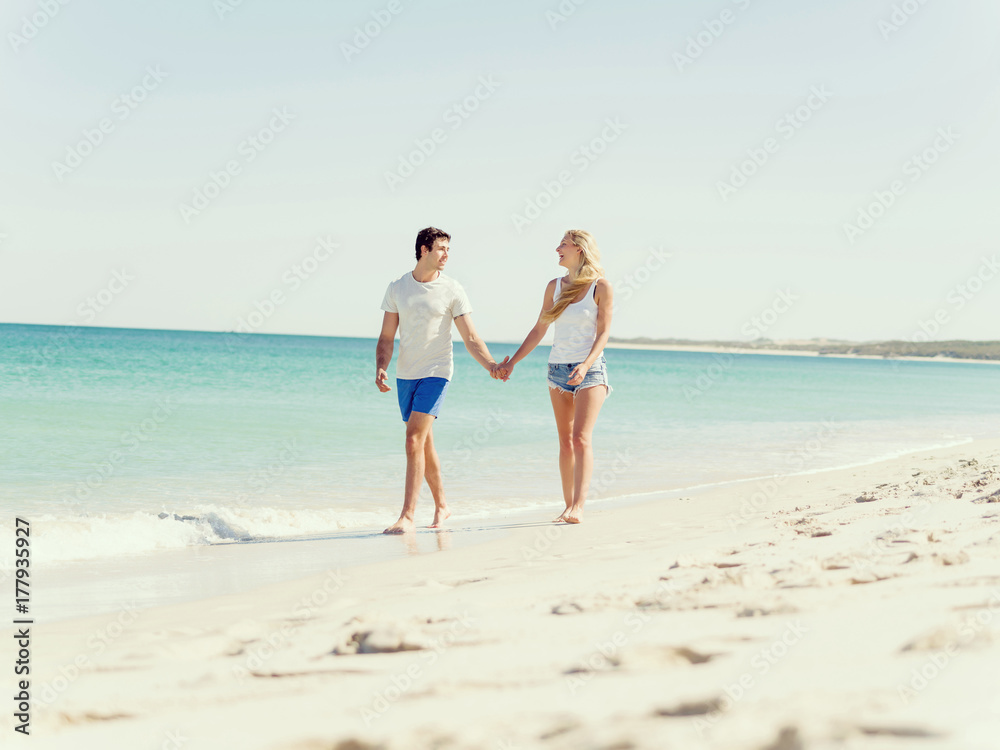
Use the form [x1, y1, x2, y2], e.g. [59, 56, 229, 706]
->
[541, 229, 604, 324]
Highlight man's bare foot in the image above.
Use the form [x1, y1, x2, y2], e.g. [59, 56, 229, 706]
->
[563, 506, 583, 524]
[429, 506, 451, 528]
[383, 517, 416, 534]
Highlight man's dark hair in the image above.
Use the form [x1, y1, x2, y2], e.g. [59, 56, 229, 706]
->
[415, 227, 451, 261]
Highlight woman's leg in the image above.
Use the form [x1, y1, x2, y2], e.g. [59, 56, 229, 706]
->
[549, 387, 576, 520]
[565, 385, 607, 524]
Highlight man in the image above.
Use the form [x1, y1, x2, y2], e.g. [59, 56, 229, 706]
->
[376, 227, 505, 534]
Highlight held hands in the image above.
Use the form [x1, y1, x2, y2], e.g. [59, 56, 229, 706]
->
[375, 368, 391, 393]
[567, 362, 589, 386]
[490, 356, 512, 382]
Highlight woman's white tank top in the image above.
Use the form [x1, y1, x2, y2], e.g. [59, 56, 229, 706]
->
[548, 277, 601, 364]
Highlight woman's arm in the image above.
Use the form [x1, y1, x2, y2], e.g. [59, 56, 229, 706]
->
[566, 279, 614, 385]
[500, 280, 558, 376]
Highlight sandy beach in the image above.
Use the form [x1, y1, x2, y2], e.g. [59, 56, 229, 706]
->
[10, 438, 1000, 750]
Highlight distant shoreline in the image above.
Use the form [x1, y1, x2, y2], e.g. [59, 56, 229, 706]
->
[605, 339, 1000, 365]
[4, 322, 999, 364]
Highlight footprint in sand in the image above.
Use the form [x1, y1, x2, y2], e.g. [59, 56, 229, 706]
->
[759, 726, 804, 750]
[857, 725, 944, 738]
[654, 697, 724, 717]
[974, 488, 1000, 504]
[736, 602, 797, 618]
[276, 740, 383, 750]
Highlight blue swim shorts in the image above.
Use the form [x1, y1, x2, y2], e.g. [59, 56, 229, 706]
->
[547, 356, 612, 396]
[397, 377, 450, 422]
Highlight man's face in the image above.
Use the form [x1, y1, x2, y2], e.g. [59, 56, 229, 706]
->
[423, 238, 449, 269]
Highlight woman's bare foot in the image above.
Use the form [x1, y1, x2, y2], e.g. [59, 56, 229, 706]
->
[554, 507, 571, 523]
[383, 517, 416, 534]
[429, 506, 451, 528]
[563, 506, 583, 524]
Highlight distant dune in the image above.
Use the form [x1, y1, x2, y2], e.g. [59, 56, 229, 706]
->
[608, 338, 1000, 361]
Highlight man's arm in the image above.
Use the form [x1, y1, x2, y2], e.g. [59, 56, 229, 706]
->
[453, 314, 498, 372]
[375, 312, 399, 392]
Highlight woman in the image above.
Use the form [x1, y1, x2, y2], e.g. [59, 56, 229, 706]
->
[493, 230, 613, 524]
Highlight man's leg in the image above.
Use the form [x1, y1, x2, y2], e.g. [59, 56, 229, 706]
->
[384, 411, 436, 534]
[423, 428, 450, 528]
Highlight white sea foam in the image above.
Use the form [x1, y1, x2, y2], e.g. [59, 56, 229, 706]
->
[0, 505, 389, 565]
[0, 497, 564, 566]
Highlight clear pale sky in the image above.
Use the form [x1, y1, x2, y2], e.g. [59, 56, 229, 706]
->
[1, 0, 998, 343]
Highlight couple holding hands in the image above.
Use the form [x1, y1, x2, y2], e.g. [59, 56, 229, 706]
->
[375, 227, 612, 534]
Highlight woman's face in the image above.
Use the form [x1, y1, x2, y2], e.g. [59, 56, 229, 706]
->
[556, 235, 582, 270]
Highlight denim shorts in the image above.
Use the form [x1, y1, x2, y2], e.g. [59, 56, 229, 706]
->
[547, 356, 611, 396]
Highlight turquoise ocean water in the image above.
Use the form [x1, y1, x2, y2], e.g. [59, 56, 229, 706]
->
[2, 323, 999, 566]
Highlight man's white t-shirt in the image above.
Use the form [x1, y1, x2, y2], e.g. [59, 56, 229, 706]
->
[381, 271, 473, 381]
